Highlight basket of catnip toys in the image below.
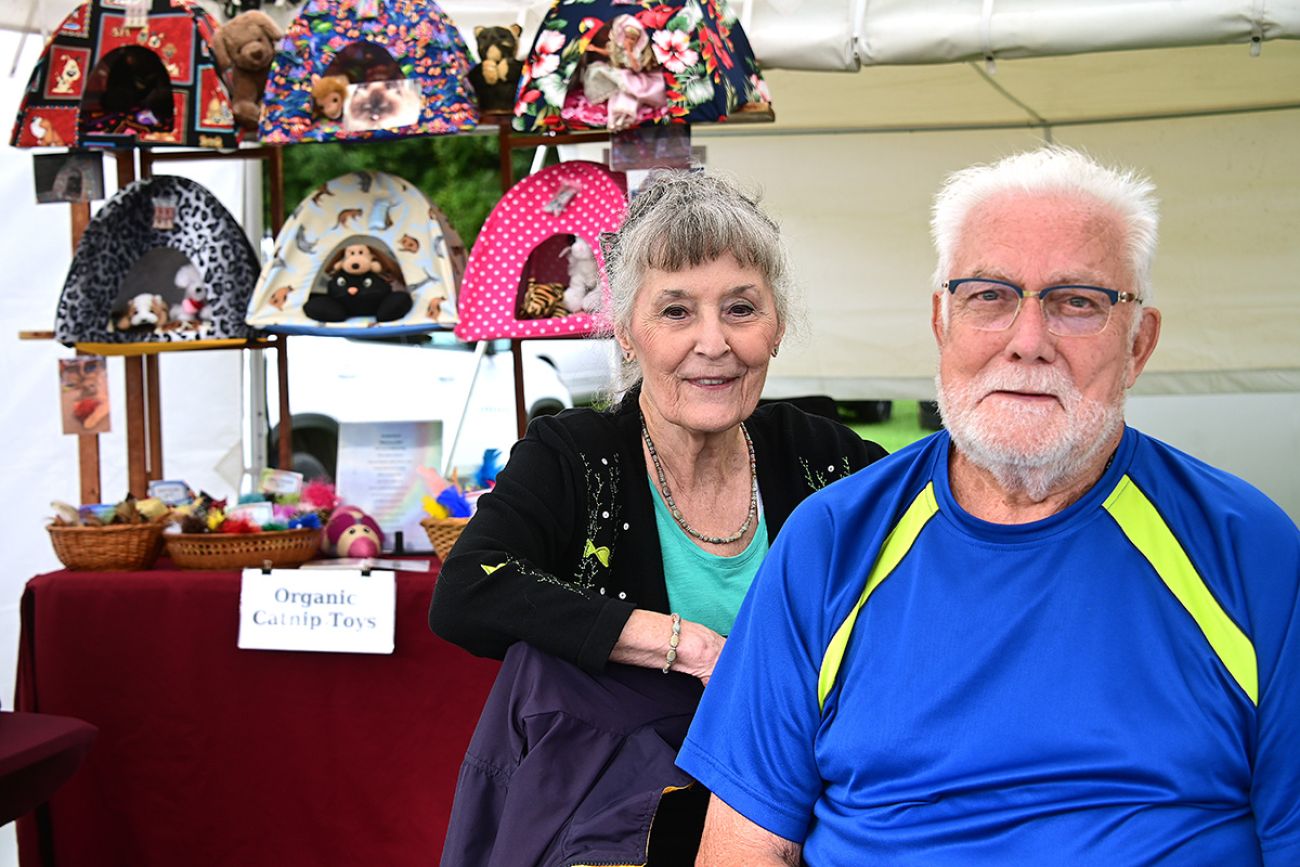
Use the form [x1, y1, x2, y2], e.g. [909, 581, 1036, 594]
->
[47, 495, 169, 571]
[420, 456, 497, 559]
[162, 473, 337, 570]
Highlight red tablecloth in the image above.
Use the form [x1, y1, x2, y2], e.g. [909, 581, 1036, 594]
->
[15, 564, 500, 866]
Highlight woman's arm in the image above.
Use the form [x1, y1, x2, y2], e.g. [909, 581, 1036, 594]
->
[697, 795, 802, 866]
[430, 417, 636, 671]
[610, 609, 726, 684]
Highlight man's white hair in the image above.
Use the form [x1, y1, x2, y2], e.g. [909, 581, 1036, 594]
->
[930, 145, 1160, 305]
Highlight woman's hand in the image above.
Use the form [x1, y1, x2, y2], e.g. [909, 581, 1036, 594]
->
[673, 618, 726, 686]
[610, 609, 726, 685]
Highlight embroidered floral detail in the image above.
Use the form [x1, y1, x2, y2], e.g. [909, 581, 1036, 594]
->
[801, 455, 855, 492]
[481, 562, 505, 575]
[508, 451, 622, 596]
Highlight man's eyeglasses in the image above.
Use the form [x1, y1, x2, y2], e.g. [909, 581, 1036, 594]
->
[943, 278, 1140, 337]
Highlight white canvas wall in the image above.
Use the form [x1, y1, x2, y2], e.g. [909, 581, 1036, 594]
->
[0, 21, 249, 826]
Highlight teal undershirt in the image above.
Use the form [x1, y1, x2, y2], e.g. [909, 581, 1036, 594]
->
[650, 475, 769, 637]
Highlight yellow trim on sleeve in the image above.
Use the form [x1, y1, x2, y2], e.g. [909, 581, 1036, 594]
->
[1103, 474, 1258, 705]
[817, 483, 939, 712]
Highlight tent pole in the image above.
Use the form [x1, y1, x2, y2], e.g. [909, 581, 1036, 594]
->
[70, 200, 101, 506]
[442, 340, 489, 478]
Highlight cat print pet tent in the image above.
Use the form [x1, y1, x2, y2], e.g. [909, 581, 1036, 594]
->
[455, 160, 627, 342]
[56, 175, 260, 352]
[258, 0, 478, 143]
[247, 171, 463, 337]
[11, 0, 237, 149]
[512, 0, 771, 134]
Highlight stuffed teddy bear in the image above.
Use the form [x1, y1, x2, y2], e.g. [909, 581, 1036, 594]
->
[560, 236, 602, 314]
[303, 242, 413, 323]
[467, 24, 524, 114]
[582, 14, 666, 132]
[212, 10, 283, 131]
[310, 74, 349, 121]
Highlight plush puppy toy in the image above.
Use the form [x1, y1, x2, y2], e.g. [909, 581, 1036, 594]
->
[303, 242, 413, 323]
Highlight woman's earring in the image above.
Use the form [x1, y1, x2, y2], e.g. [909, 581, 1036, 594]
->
[771, 344, 780, 358]
[623, 350, 635, 363]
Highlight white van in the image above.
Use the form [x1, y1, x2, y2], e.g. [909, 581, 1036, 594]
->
[270, 332, 573, 481]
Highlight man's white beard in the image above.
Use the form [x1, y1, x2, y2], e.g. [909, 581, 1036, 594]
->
[936, 365, 1125, 502]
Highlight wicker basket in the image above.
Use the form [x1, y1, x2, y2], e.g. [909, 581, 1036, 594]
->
[422, 516, 470, 559]
[47, 522, 165, 571]
[164, 528, 322, 570]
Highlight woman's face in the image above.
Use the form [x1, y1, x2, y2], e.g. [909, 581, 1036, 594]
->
[619, 254, 783, 436]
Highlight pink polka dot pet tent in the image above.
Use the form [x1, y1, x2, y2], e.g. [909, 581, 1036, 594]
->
[455, 161, 627, 342]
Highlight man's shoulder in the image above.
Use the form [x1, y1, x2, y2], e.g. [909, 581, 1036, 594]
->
[1127, 428, 1295, 531]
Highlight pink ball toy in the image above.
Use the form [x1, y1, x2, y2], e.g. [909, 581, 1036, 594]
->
[322, 506, 384, 558]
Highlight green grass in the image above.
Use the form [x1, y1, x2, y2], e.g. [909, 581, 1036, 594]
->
[846, 400, 934, 455]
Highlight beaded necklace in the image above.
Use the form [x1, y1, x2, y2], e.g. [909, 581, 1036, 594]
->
[640, 414, 758, 546]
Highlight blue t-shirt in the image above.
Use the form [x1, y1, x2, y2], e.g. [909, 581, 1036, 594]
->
[677, 427, 1300, 865]
[650, 477, 768, 636]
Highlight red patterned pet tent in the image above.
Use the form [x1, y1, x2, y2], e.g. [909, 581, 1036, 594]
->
[11, 0, 237, 149]
[455, 161, 627, 341]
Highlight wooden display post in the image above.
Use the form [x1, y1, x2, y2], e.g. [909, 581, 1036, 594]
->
[493, 116, 610, 439]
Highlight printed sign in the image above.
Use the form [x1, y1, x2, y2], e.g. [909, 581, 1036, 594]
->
[335, 420, 441, 552]
[238, 568, 396, 654]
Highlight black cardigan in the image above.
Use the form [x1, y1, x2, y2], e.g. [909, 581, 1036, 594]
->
[429, 395, 887, 672]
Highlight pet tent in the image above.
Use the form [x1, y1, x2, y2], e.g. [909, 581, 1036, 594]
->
[10, 0, 237, 149]
[455, 160, 626, 342]
[55, 175, 260, 351]
[258, 0, 477, 144]
[247, 170, 464, 337]
[512, 0, 771, 134]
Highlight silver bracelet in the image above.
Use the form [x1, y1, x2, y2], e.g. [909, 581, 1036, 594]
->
[662, 613, 681, 674]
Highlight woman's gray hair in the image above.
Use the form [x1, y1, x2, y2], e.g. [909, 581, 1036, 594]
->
[597, 170, 794, 398]
[930, 145, 1160, 308]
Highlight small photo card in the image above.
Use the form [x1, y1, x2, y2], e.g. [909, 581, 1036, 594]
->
[609, 125, 696, 171]
[59, 356, 110, 435]
[148, 479, 194, 506]
[229, 501, 274, 527]
[34, 151, 105, 204]
[259, 468, 304, 497]
[343, 79, 422, 132]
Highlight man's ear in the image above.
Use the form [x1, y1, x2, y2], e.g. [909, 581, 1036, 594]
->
[1125, 306, 1161, 388]
[931, 291, 946, 349]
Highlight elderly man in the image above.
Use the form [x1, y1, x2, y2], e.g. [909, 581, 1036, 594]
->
[675, 147, 1300, 865]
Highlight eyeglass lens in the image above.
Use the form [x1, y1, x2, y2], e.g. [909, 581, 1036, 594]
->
[953, 280, 1113, 336]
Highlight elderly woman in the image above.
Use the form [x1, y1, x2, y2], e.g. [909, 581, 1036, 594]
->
[430, 171, 886, 866]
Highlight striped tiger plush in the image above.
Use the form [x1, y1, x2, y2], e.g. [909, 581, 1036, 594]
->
[519, 278, 568, 319]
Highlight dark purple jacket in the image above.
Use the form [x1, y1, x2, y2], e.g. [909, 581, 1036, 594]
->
[440, 642, 705, 867]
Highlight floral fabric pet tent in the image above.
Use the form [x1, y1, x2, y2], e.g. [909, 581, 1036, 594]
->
[512, 0, 771, 133]
[56, 175, 259, 350]
[247, 171, 464, 337]
[259, 0, 478, 143]
[11, 0, 237, 149]
[456, 160, 626, 342]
